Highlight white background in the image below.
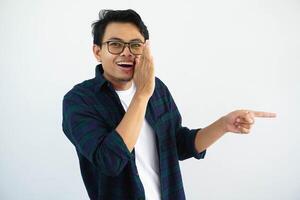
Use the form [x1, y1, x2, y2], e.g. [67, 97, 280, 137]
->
[1, 0, 299, 199]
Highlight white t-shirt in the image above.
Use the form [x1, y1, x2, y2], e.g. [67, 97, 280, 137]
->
[115, 82, 161, 200]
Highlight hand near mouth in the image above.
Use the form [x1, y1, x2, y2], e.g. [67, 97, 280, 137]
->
[133, 40, 155, 100]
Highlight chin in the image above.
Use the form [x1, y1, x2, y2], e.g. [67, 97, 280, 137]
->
[118, 76, 133, 82]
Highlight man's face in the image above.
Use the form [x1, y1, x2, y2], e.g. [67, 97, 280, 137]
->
[94, 22, 145, 87]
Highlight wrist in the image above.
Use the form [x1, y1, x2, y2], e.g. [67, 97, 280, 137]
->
[218, 116, 228, 134]
[133, 93, 150, 103]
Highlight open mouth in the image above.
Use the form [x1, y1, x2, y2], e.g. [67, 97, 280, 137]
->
[116, 61, 135, 69]
[118, 64, 133, 68]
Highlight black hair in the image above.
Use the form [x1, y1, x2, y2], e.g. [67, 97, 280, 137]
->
[91, 9, 149, 46]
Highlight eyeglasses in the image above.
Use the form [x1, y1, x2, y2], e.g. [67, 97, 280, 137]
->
[102, 40, 145, 55]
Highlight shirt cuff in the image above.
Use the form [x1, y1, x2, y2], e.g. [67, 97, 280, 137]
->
[105, 130, 134, 160]
[192, 128, 207, 159]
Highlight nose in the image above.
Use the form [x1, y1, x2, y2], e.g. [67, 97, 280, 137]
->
[120, 45, 133, 57]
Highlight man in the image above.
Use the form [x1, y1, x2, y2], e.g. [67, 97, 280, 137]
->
[62, 9, 276, 200]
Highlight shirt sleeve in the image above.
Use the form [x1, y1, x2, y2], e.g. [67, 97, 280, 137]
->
[162, 83, 207, 161]
[62, 94, 133, 177]
[175, 126, 206, 160]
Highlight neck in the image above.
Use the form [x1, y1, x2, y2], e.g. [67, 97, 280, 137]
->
[113, 81, 133, 91]
[103, 73, 133, 91]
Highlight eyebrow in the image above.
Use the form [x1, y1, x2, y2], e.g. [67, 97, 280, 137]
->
[107, 37, 144, 43]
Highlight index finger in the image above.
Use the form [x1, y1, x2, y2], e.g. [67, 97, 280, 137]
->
[135, 41, 150, 65]
[142, 40, 150, 54]
[251, 111, 277, 118]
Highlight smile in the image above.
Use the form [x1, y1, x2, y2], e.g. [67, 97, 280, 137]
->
[116, 61, 134, 68]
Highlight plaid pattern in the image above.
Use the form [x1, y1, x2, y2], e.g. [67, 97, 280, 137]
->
[62, 64, 206, 200]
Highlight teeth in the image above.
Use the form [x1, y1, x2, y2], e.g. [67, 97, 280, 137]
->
[117, 62, 133, 65]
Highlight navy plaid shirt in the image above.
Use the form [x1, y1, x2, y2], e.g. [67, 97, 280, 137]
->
[62, 64, 206, 200]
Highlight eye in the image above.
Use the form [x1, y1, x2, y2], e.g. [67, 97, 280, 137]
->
[130, 43, 142, 48]
[109, 42, 122, 48]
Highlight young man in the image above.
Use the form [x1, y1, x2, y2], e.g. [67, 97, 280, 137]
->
[62, 9, 276, 200]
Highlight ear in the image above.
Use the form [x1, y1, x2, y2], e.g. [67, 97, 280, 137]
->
[93, 44, 102, 62]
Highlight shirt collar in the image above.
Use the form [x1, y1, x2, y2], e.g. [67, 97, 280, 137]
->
[94, 64, 110, 92]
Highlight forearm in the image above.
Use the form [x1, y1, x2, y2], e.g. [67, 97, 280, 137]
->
[116, 94, 149, 152]
[194, 117, 227, 153]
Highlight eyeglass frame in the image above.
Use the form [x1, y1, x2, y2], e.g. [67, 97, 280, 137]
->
[101, 40, 146, 55]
